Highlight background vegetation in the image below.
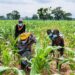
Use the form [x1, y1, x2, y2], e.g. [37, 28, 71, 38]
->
[0, 20, 75, 75]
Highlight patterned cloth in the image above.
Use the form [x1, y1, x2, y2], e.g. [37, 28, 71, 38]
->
[17, 33, 36, 69]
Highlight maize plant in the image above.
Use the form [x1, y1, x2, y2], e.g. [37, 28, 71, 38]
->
[0, 20, 75, 75]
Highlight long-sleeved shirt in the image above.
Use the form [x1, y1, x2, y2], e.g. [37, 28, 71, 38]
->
[15, 24, 26, 38]
[17, 34, 36, 55]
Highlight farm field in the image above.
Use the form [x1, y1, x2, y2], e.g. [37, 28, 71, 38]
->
[0, 20, 75, 75]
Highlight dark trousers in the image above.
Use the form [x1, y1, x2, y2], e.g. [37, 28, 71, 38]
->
[20, 51, 31, 69]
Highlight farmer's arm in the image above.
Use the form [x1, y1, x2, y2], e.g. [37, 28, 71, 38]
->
[15, 25, 18, 38]
[59, 38, 64, 51]
[23, 24, 26, 32]
[60, 38, 64, 47]
[27, 34, 36, 51]
[29, 34, 36, 44]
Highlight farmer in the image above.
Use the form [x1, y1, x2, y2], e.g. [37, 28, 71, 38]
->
[17, 32, 36, 71]
[47, 29, 64, 69]
[15, 18, 26, 38]
[47, 29, 64, 56]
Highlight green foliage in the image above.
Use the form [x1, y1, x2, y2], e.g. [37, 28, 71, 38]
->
[37, 7, 53, 20]
[52, 7, 72, 20]
[6, 10, 20, 20]
[0, 66, 25, 75]
[30, 45, 51, 75]
[0, 20, 75, 75]
[32, 14, 38, 20]
[37, 7, 72, 20]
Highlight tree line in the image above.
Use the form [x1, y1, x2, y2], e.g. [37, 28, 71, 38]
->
[0, 7, 73, 20]
[0, 10, 20, 20]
